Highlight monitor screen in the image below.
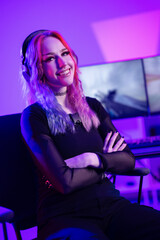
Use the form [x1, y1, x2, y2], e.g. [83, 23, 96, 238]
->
[79, 59, 148, 119]
[143, 55, 160, 115]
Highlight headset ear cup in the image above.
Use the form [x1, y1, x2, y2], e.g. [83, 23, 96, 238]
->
[22, 64, 31, 82]
[22, 70, 30, 82]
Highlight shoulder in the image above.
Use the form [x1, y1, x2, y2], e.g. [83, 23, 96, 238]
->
[86, 96, 101, 109]
[86, 96, 110, 121]
[21, 103, 51, 140]
[85, 96, 107, 113]
[22, 102, 46, 118]
[21, 102, 48, 127]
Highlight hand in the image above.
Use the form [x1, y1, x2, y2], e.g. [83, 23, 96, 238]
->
[103, 132, 127, 153]
[65, 152, 101, 168]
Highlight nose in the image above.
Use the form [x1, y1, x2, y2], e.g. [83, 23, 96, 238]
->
[56, 56, 66, 69]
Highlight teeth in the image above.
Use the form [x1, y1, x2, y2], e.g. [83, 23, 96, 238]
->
[58, 69, 70, 76]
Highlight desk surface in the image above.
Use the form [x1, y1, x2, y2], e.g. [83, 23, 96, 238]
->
[131, 146, 160, 159]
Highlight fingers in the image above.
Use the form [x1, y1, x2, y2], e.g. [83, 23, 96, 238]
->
[118, 143, 127, 151]
[108, 132, 119, 152]
[103, 132, 112, 152]
[112, 136, 125, 151]
[103, 131, 127, 153]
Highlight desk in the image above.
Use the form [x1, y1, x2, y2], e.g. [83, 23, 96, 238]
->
[131, 146, 160, 159]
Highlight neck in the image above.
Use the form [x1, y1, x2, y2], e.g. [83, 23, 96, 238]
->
[54, 90, 67, 96]
[54, 88, 68, 108]
[55, 93, 75, 114]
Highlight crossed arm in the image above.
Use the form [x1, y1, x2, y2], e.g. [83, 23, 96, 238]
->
[21, 103, 135, 194]
[65, 132, 127, 168]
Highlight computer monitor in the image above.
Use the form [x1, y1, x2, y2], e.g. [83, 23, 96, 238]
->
[143, 55, 160, 115]
[79, 59, 148, 119]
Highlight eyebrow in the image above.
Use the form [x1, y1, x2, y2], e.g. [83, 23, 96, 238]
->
[42, 48, 68, 56]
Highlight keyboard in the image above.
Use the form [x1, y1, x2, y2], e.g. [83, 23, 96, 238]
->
[126, 135, 160, 149]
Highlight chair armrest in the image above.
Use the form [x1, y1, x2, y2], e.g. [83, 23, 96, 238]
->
[0, 206, 14, 223]
[110, 167, 150, 177]
[109, 168, 150, 205]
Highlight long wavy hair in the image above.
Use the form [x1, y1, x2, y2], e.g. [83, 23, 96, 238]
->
[21, 30, 100, 135]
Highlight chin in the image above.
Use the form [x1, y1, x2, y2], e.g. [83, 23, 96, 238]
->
[65, 77, 74, 86]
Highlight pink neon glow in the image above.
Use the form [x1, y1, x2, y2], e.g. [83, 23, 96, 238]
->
[92, 10, 160, 62]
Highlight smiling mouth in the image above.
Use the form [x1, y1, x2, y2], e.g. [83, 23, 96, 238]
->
[57, 68, 71, 77]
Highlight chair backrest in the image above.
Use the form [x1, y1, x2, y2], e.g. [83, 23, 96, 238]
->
[0, 113, 37, 230]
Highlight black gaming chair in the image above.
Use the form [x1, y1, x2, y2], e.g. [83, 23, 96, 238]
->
[0, 113, 37, 240]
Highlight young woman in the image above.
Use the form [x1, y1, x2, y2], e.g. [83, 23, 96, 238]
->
[21, 30, 160, 240]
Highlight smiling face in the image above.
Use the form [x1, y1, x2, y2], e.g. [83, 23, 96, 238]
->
[41, 36, 75, 93]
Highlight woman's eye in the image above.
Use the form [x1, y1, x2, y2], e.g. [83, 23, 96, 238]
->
[62, 51, 70, 56]
[44, 56, 55, 62]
